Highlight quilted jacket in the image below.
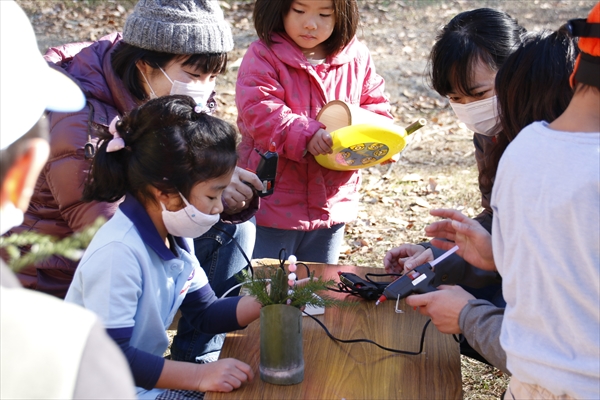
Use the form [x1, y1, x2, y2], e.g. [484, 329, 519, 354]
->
[8, 33, 230, 297]
[236, 33, 391, 231]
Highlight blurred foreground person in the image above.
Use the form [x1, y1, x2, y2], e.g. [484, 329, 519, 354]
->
[0, 2, 135, 398]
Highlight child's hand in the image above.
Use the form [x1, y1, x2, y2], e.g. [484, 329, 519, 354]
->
[426, 208, 496, 271]
[307, 128, 333, 156]
[195, 358, 254, 393]
[383, 244, 430, 274]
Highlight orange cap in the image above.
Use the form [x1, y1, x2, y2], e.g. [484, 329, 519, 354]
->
[570, 2, 600, 88]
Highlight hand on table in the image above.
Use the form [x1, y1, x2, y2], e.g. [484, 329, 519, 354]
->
[425, 208, 496, 271]
[307, 128, 333, 156]
[195, 358, 254, 393]
[383, 244, 433, 274]
[405, 285, 475, 334]
[223, 167, 262, 214]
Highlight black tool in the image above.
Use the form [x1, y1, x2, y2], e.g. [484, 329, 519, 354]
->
[254, 142, 278, 197]
[376, 245, 459, 305]
[336, 272, 387, 301]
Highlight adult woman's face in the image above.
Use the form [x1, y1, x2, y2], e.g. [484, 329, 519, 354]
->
[447, 59, 496, 105]
[138, 56, 217, 98]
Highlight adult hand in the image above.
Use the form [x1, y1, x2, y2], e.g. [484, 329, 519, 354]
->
[223, 167, 261, 214]
[307, 128, 333, 156]
[425, 208, 496, 271]
[195, 358, 254, 392]
[383, 244, 431, 274]
[405, 285, 475, 334]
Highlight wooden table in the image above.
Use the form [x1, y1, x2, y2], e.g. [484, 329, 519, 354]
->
[205, 263, 462, 400]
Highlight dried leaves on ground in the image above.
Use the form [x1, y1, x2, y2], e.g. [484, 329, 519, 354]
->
[16, 1, 595, 399]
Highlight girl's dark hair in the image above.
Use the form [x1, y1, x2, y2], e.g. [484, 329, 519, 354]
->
[479, 28, 578, 194]
[83, 95, 238, 206]
[253, 0, 358, 57]
[428, 8, 526, 97]
[111, 42, 228, 101]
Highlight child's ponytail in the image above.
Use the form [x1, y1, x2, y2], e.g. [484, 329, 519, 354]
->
[82, 95, 238, 206]
[82, 117, 132, 202]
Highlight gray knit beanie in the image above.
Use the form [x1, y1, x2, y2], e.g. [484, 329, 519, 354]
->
[123, 0, 234, 54]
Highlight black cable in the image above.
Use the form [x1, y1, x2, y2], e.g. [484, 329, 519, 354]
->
[329, 271, 401, 301]
[303, 311, 432, 356]
[364, 272, 403, 287]
[206, 237, 431, 355]
[211, 224, 254, 276]
[277, 248, 311, 277]
[205, 237, 430, 355]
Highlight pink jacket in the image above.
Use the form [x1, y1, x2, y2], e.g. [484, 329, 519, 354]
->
[236, 33, 391, 231]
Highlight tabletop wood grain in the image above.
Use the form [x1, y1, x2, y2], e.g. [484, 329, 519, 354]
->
[205, 263, 462, 400]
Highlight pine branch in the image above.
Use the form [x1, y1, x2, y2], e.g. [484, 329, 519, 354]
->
[0, 217, 106, 272]
[238, 266, 347, 309]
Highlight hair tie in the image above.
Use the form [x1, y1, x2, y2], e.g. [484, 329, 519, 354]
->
[194, 105, 203, 114]
[106, 116, 126, 152]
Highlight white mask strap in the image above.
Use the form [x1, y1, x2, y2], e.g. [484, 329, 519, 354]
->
[139, 69, 158, 99]
[158, 67, 174, 85]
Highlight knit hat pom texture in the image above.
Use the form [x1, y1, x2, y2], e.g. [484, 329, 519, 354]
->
[123, 0, 234, 55]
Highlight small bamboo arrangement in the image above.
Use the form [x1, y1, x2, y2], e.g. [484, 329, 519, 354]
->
[242, 253, 344, 385]
[239, 254, 342, 310]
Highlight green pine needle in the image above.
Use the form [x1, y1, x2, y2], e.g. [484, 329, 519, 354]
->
[238, 265, 346, 309]
[0, 217, 106, 272]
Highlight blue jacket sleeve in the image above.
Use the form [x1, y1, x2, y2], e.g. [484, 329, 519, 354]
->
[179, 285, 244, 334]
[106, 327, 164, 390]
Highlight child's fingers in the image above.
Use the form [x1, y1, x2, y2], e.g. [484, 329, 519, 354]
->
[430, 238, 458, 252]
[429, 208, 468, 223]
[323, 132, 333, 147]
[403, 249, 434, 271]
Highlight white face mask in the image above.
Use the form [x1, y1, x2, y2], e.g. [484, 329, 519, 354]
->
[449, 95, 500, 136]
[159, 67, 215, 111]
[0, 202, 24, 235]
[161, 192, 220, 238]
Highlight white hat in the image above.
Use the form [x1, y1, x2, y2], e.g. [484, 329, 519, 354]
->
[0, 1, 85, 150]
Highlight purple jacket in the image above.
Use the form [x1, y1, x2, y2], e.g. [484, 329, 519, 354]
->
[9, 33, 240, 298]
[236, 33, 391, 231]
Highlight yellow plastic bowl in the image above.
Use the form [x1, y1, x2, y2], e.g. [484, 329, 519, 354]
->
[315, 123, 407, 171]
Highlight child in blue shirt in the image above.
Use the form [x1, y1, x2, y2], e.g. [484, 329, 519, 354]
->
[65, 95, 262, 399]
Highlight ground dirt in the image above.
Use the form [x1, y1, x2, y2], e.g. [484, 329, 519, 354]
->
[16, 0, 596, 398]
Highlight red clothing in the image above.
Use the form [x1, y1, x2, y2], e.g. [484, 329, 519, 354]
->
[236, 33, 391, 231]
[10, 33, 130, 297]
[8, 33, 232, 297]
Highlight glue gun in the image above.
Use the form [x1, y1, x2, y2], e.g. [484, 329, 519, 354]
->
[338, 272, 384, 301]
[254, 142, 278, 197]
[375, 245, 459, 305]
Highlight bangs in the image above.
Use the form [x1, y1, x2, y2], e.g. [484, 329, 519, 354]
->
[182, 53, 228, 75]
[432, 39, 495, 97]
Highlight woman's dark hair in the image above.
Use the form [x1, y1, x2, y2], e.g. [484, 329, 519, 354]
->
[83, 95, 238, 206]
[479, 28, 578, 194]
[428, 8, 526, 97]
[111, 42, 228, 101]
[253, 0, 359, 57]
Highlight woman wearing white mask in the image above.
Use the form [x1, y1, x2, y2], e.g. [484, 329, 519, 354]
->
[66, 95, 262, 399]
[8, 0, 261, 364]
[386, 9, 579, 369]
[384, 8, 525, 364]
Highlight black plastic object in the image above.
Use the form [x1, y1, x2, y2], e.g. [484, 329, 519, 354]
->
[255, 142, 278, 197]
